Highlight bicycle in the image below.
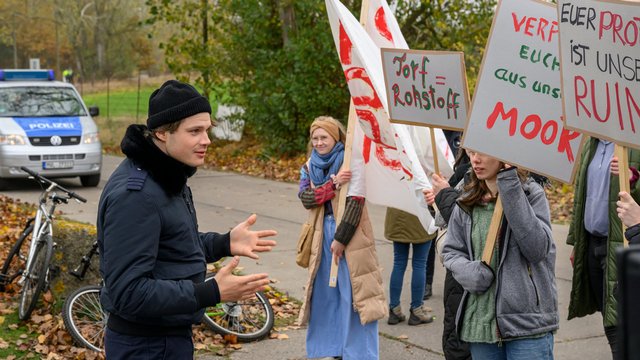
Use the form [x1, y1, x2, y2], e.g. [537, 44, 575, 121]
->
[62, 242, 275, 352]
[0, 166, 87, 320]
[202, 273, 275, 342]
[62, 241, 107, 352]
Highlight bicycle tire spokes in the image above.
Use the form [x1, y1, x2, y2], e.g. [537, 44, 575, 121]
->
[204, 294, 273, 339]
[62, 285, 106, 352]
[71, 291, 106, 349]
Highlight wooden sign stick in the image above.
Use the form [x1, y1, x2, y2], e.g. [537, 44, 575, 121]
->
[430, 127, 440, 176]
[330, 0, 370, 287]
[330, 102, 357, 287]
[482, 195, 503, 264]
[615, 144, 630, 248]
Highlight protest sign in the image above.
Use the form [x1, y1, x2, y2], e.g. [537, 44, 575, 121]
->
[364, 0, 456, 178]
[558, 0, 640, 150]
[462, 0, 584, 184]
[382, 48, 469, 131]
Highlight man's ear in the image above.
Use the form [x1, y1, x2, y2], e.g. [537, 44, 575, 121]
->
[154, 130, 168, 142]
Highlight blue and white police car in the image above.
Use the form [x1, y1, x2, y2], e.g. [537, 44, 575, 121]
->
[0, 69, 102, 189]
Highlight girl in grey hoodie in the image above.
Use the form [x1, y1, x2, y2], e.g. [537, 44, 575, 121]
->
[442, 151, 558, 360]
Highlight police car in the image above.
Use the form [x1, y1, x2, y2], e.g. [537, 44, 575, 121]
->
[0, 69, 102, 189]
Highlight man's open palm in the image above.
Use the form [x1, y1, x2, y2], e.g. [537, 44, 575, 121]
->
[230, 214, 277, 259]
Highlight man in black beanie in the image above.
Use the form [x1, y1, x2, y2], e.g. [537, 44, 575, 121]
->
[97, 80, 277, 359]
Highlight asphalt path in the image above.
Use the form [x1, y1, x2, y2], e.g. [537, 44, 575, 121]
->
[0, 155, 611, 360]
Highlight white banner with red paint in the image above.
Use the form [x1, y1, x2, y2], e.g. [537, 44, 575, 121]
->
[462, 0, 584, 184]
[558, 0, 640, 150]
[325, 0, 434, 229]
[364, 0, 456, 179]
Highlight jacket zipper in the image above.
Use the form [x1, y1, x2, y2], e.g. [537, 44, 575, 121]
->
[527, 263, 540, 306]
[182, 189, 198, 230]
[495, 216, 505, 346]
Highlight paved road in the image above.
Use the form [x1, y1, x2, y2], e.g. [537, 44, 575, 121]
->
[0, 155, 611, 360]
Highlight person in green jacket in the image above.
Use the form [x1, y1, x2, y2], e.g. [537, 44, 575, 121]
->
[567, 137, 640, 358]
[384, 208, 435, 326]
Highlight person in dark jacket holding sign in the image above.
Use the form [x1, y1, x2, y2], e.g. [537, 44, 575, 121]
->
[424, 149, 471, 360]
[98, 80, 277, 359]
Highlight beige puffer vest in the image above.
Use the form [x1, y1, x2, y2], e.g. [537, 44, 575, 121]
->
[297, 194, 387, 326]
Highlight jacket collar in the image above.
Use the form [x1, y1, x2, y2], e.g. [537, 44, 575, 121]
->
[120, 124, 196, 195]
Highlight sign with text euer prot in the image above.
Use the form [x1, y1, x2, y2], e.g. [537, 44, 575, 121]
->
[462, 0, 584, 184]
[381, 48, 469, 131]
[558, 0, 640, 150]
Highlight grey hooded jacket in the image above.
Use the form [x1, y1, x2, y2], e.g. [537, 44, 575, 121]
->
[442, 168, 559, 339]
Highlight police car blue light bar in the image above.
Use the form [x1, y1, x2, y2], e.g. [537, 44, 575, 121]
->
[0, 69, 55, 81]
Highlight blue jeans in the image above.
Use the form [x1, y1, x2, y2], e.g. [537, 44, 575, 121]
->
[389, 241, 431, 310]
[469, 332, 554, 360]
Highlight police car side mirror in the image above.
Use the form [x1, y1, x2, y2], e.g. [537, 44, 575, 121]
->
[89, 106, 99, 117]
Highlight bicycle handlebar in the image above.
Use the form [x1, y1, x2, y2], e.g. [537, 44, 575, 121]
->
[20, 166, 88, 203]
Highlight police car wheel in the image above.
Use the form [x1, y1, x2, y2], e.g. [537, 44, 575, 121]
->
[80, 174, 100, 187]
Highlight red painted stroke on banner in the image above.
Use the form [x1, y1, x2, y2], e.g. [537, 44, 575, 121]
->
[362, 135, 412, 177]
[374, 7, 394, 43]
[375, 144, 413, 177]
[339, 22, 353, 65]
[356, 109, 391, 147]
[363, 136, 372, 163]
[345, 67, 384, 109]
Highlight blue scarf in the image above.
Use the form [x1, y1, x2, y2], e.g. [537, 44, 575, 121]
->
[309, 142, 344, 186]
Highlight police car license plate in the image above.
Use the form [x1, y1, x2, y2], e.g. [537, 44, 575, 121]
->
[42, 161, 74, 169]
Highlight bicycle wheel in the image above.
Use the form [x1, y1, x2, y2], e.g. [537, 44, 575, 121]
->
[0, 223, 34, 292]
[201, 274, 274, 342]
[62, 285, 106, 352]
[19, 235, 52, 320]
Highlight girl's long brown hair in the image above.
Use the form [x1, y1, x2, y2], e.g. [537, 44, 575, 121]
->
[458, 163, 529, 208]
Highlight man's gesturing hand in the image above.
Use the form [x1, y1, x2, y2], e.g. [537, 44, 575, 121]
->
[230, 214, 277, 259]
[215, 257, 270, 302]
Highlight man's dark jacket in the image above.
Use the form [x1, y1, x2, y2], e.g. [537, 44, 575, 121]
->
[98, 125, 231, 336]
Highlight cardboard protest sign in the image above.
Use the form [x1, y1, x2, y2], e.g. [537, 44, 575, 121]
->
[325, 0, 434, 229]
[364, 0, 456, 179]
[558, 0, 640, 150]
[382, 48, 469, 131]
[462, 0, 584, 184]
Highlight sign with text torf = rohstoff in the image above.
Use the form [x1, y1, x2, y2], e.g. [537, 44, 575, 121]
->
[462, 0, 584, 184]
[381, 48, 470, 131]
[558, 0, 640, 150]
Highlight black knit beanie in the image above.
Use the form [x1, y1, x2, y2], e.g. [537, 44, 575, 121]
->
[147, 80, 212, 129]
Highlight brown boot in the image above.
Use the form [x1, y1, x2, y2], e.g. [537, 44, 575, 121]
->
[408, 305, 434, 325]
[387, 305, 406, 325]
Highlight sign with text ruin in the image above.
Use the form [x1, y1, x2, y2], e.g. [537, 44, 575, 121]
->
[381, 48, 469, 131]
[462, 0, 584, 184]
[558, 0, 640, 150]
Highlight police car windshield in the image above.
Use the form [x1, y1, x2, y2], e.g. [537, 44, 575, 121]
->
[0, 87, 87, 117]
